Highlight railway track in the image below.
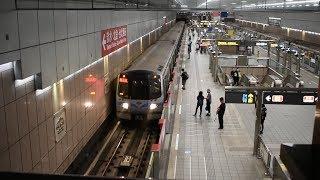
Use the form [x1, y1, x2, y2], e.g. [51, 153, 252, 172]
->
[86, 121, 158, 179]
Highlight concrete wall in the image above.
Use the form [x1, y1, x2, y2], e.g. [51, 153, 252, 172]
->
[0, 6, 176, 174]
[236, 11, 320, 33]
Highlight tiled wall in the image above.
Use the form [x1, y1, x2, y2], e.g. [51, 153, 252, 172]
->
[0, 8, 176, 174]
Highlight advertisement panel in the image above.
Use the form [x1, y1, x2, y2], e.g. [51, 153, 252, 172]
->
[101, 25, 127, 56]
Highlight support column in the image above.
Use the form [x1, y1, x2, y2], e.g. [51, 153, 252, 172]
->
[314, 55, 320, 75]
[282, 52, 287, 75]
[296, 55, 301, 77]
[288, 52, 292, 73]
[253, 91, 262, 155]
[312, 79, 320, 144]
[276, 47, 280, 71]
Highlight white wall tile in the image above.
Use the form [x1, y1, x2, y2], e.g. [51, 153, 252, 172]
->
[36, 93, 46, 124]
[67, 10, 78, 38]
[94, 10, 101, 32]
[61, 135, 68, 160]
[15, 83, 26, 99]
[41, 153, 49, 173]
[48, 147, 57, 173]
[20, 134, 33, 172]
[2, 68, 15, 105]
[78, 35, 88, 68]
[77, 11, 87, 35]
[18, 10, 39, 48]
[0, 107, 8, 151]
[29, 127, 41, 167]
[0, 11, 19, 53]
[32, 162, 42, 173]
[54, 10, 68, 40]
[0, 51, 20, 65]
[56, 40, 70, 80]
[87, 34, 95, 63]
[46, 118, 55, 151]
[56, 141, 63, 167]
[94, 32, 101, 59]
[9, 141, 22, 171]
[5, 101, 19, 146]
[38, 10, 54, 44]
[16, 96, 29, 138]
[40, 42, 57, 88]
[0, 150, 10, 171]
[27, 92, 38, 130]
[86, 11, 94, 33]
[21, 46, 41, 78]
[43, 90, 53, 119]
[38, 122, 48, 158]
[68, 37, 79, 74]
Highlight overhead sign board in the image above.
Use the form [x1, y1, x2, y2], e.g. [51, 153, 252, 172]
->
[218, 41, 239, 46]
[101, 25, 127, 57]
[263, 91, 318, 105]
[225, 90, 255, 104]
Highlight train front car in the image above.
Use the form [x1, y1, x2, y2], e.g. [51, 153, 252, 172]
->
[116, 70, 163, 121]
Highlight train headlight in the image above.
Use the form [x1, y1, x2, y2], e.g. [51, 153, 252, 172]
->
[122, 103, 129, 109]
[149, 103, 157, 110]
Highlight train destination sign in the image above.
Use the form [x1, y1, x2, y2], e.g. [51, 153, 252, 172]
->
[225, 90, 255, 104]
[263, 91, 318, 105]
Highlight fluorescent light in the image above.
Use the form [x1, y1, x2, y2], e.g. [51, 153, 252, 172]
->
[231, 3, 237, 5]
[15, 75, 34, 87]
[241, 1, 247, 2]
[0, 62, 13, 72]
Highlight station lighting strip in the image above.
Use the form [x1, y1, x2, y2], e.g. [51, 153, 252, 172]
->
[237, 19, 320, 36]
[238, 0, 320, 9]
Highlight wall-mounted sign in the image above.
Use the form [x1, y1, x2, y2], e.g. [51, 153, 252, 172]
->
[218, 41, 239, 46]
[263, 91, 318, 105]
[256, 42, 268, 46]
[54, 108, 66, 142]
[225, 90, 255, 104]
[268, 17, 281, 27]
[101, 25, 127, 57]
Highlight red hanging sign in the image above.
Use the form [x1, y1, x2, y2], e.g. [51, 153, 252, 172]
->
[101, 25, 127, 56]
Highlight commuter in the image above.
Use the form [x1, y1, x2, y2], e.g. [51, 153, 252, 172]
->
[205, 89, 212, 116]
[193, 91, 205, 117]
[181, 69, 189, 90]
[216, 97, 226, 129]
[196, 43, 200, 53]
[188, 42, 192, 59]
[260, 104, 267, 134]
[233, 68, 239, 86]
[230, 69, 235, 86]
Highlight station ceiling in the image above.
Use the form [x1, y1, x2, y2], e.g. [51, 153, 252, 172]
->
[14, 0, 320, 11]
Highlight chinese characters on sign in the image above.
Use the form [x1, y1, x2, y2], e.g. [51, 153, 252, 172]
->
[101, 25, 127, 56]
[54, 108, 66, 142]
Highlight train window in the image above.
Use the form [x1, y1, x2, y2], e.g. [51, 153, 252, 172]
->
[118, 81, 129, 98]
[149, 76, 161, 99]
[131, 79, 149, 99]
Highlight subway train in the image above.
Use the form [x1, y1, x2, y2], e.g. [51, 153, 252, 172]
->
[116, 21, 185, 121]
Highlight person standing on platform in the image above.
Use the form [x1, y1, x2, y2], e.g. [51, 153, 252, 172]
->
[193, 91, 205, 117]
[181, 69, 189, 90]
[205, 89, 212, 116]
[217, 97, 226, 129]
[260, 104, 267, 134]
[188, 41, 192, 59]
[230, 69, 235, 86]
[233, 68, 239, 86]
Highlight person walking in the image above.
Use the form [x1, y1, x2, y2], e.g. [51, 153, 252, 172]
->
[180, 69, 189, 90]
[205, 89, 212, 116]
[193, 91, 205, 117]
[216, 97, 226, 129]
[260, 104, 267, 134]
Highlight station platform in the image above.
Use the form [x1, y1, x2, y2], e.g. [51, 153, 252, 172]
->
[166, 33, 316, 179]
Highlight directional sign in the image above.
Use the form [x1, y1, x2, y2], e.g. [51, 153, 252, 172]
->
[263, 91, 318, 105]
[225, 90, 256, 104]
[101, 25, 127, 57]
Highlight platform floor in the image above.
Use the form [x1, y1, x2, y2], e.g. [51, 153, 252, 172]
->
[166, 35, 268, 180]
[166, 33, 316, 180]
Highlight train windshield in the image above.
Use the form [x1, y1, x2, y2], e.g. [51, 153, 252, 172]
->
[118, 73, 161, 100]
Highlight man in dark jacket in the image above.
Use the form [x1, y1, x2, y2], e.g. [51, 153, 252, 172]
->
[217, 97, 226, 129]
[181, 69, 189, 90]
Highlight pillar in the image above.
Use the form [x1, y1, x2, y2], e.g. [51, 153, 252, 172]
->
[312, 78, 320, 144]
